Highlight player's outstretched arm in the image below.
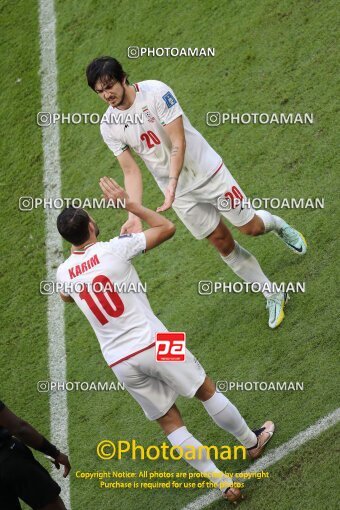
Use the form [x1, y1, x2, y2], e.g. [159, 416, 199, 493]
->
[99, 177, 176, 251]
[157, 116, 186, 212]
[0, 403, 71, 477]
[116, 149, 143, 234]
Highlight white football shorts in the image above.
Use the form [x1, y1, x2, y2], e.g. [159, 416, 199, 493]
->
[172, 164, 255, 240]
[112, 346, 206, 420]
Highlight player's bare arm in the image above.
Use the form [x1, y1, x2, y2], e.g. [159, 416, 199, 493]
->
[99, 176, 175, 250]
[0, 404, 71, 477]
[157, 116, 186, 213]
[116, 149, 143, 234]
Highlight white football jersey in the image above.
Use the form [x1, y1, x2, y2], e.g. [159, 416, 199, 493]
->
[100, 80, 222, 197]
[56, 233, 167, 367]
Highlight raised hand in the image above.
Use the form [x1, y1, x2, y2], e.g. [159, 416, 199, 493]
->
[99, 177, 129, 208]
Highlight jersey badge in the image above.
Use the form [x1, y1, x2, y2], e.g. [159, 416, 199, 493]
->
[162, 91, 177, 108]
[142, 106, 155, 123]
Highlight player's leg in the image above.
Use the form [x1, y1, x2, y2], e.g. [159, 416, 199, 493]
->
[237, 214, 265, 236]
[195, 376, 274, 460]
[239, 211, 307, 255]
[207, 220, 272, 294]
[157, 404, 240, 502]
[207, 221, 289, 328]
[153, 349, 272, 502]
[208, 166, 294, 327]
[210, 163, 307, 254]
[173, 194, 284, 327]
[215, 165, 304, 323]
[112, 352, 237, 500]
[148, 349, 274, 460]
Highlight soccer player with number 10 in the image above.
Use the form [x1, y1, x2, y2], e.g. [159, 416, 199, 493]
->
[56, 178, 275, 502]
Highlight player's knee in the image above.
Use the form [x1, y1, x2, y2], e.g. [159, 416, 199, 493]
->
[241, 225, 261, 236]
[208, 226, 234, 254]
[211, 236, 234, 254]
[157, 405, 183, 435]
[195, 377, 216, 401]
[239, 216, 265, 236]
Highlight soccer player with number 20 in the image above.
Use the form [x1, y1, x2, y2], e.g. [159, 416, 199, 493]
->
[86, 56, 307, 329]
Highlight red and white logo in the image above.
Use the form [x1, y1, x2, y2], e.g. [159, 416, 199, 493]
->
[142, 106, 156, 123]
[155, 332, 186, 362]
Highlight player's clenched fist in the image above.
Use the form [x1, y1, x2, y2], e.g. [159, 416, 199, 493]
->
[99, 177, 129, 207]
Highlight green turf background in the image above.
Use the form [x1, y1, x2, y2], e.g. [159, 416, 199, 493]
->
[1, 0, 339, 508]
[1, 0, 50, 438]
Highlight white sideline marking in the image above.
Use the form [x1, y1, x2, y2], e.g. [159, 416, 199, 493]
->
[38, 1, 71, 507]
[182, 408, 340, 510]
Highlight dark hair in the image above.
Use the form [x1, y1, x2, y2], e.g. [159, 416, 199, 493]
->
[86, 56, 129, 90]
[57, 207, 90, 245]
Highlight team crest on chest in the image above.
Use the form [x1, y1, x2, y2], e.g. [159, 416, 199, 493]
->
[142, 106, 156, 123]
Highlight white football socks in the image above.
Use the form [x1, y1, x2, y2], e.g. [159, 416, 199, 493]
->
[256, 210, 286, 233]
[202, 392, 257, 449]
[221, 241, 274, 298]
[167, 426, 233, 493]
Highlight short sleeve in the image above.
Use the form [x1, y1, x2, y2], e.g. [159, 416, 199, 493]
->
[100, 123, 128, 157]
[154, 82, 184, 126]
[108, 233, 146, 261]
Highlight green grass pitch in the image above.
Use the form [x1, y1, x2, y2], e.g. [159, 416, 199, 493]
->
[1, 0, 339, 509]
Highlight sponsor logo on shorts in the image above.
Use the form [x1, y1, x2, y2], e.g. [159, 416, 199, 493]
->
[155, 332, 186, 362]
